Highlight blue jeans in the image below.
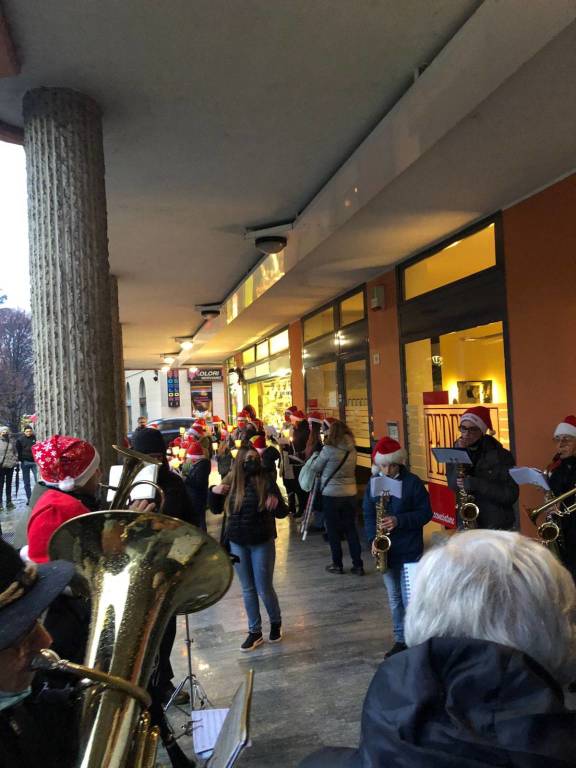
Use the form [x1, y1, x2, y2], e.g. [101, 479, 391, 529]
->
[21, 461, 38, 502]
[323, 496, 363, 569]
[230, 540, 281, 633]
[382, 565, 409, 643]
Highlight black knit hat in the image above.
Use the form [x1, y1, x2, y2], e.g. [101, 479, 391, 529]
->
[0, 539, 74, 651]
[131, 427, 166, 455]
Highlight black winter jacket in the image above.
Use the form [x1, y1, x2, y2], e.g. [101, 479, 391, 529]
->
[300, 637, 576, 768]
[209, 473, 287, 546]
[157, 463, 193, 524]
[0, 690, 79, 768]
[548, 455, 576, 580]
[15, 434, 36, 462]
[184, 457, 211, 526]
[446, 435, 518, 529]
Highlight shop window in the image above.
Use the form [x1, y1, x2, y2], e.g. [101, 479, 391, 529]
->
[138, 377, 147, 418]
[269, 353, 291, 377]
[303, 307, 334, 342]
[256, 340, 269, 360]
[404, 320, 509, 484]
[244, 365, 257, 381]
[404, 224, 496, 301]
[343, 359, 371, 449]
[269, 329, 289, 355]
[340, 291, 365, 327]
[305, 362, 338, 419]
[255, 361, 270, 378]
[242, 347, 255, 365]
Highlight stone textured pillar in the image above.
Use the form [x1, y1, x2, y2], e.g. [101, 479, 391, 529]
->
[110, 275, 127, 445]
[23, 88, 116, 470]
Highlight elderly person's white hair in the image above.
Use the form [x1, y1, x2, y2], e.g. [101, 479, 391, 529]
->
[405, 530, 576, 684]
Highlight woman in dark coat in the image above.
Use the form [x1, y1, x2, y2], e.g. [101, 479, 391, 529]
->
[210, 445, 287, 651]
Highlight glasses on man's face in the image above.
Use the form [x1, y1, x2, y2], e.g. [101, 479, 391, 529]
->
[555, 436, 576, 444]
[460, 425, 481, 434]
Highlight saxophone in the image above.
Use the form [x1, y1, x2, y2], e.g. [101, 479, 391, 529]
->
[373, 491, 392, 573]
[528, 485, 576, 558]
[456, 464, 479, 529]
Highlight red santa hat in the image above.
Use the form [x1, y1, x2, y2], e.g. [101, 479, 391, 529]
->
[237, 410, 248, 425]
[554, 415, 576, 439]
[212, 415, 222, 424]
[322, 416, 337, 432]
[460, 406, 493, 434]
[185, 439, 205, 461]
[284, 405, 298, 419]
[290, 409, 306, 423]
[32, 435, 100, 492]
[250, 434, 267, 455]
[188, 423, 206, 438]
[194, 417, 207, 427]
[372, 437, 406, 473]
[307, 411, 324, 426]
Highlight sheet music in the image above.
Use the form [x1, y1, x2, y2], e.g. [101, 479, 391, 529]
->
[402, 562, 419, 603]
[431, 447, 472, 465]
[192, 708, 229, 757]
[509, 467, 550, 491]
[370, 475, 403, 499]
[106, 464, 158, 501]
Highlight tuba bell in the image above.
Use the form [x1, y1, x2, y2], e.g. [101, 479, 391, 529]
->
[35, 447, 233, 768]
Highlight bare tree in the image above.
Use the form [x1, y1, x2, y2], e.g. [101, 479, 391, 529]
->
[0, 308, 34, 431]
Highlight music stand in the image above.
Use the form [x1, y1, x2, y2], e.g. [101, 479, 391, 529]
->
[164, 613, 212, 724]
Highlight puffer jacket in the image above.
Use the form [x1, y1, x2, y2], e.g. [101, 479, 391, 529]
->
[0, 436, 18, 469]
[314, 436, 357, 497]
[446, 435, 518, 530]
[299, 637, 576, 768]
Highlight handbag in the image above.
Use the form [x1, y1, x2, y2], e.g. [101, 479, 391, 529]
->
[298, 451, 320, 492]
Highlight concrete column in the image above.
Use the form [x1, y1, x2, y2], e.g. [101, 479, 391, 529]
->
[110, 275, 127, 445]
[23, 87, 115, 470]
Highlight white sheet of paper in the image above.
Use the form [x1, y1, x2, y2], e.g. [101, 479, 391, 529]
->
[431, 447, 473, 465]
[106, 464, 158, 502]
[509, 466, 550, 491]
[370, 475, 403, 499]
[192, 708, 230, 756]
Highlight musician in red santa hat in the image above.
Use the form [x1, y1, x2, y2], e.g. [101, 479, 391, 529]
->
[546, 415, 576, 582]
[446, 406, 518, 530]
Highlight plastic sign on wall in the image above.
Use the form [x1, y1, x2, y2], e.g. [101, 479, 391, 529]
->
[167, 369, 180, 408]
[188, 367, 223, 382]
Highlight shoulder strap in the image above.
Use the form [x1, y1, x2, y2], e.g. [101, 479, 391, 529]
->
[320, 450, 350, 493]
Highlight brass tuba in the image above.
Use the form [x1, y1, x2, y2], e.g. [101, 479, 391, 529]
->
[456, 464, 479, 529]
[373, 491, 392, 573]
[36, 447, 234, 768]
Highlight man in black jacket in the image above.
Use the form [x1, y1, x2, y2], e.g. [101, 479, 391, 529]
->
[0, 538, 78, 768]
[548, 414, 576, 582]
[16, 426, 37, 504]
[446, 406, 518, 529]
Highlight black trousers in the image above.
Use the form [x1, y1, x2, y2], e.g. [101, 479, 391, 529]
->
[323, 496, 363, 569]
[0, 467, 14, 504]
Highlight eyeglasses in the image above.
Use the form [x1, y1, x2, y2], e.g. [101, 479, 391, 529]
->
[460, 425, 481, 434]
[555, 436, 576, 444]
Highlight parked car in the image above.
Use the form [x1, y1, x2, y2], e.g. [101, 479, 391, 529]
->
[128, 417, 196, 448]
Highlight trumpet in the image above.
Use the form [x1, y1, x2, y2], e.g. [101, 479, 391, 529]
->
[373, 491, 392, 573]
[528, 485, 576, 554]
[456, 464, 479, 529]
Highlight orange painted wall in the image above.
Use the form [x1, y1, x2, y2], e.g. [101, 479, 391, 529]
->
[288, 320, 305, 410]
[366, 271, 404, 443]
[503, 172, 576, 531]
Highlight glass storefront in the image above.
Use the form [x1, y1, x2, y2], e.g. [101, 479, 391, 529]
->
[398, 219, 510, 526]
[303, 288, 371, 465]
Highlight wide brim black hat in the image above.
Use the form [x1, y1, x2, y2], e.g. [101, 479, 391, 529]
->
[0, 551, 75, 651]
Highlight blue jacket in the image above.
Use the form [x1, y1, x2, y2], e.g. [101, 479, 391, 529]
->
[363, 466, 432, 568]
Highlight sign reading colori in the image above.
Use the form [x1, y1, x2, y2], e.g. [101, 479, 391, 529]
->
[187, 367, 223, 382]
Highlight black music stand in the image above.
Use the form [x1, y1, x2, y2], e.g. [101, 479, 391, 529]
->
[164, 613, 212, 724]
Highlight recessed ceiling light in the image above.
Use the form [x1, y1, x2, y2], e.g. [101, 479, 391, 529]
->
[163, 355, 175, 365]
[180, 341, 193, 351]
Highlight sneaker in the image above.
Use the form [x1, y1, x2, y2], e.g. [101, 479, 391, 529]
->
[350, 566, 365, 575]
[0, 506, 4, 513]
[325, 564, 344, 574]
[269, 623, 282, 643]
[384, 641, 407, 658]
[241, 632, 264, 651]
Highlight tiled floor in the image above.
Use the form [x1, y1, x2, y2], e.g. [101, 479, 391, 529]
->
[164, 513, 391, 767]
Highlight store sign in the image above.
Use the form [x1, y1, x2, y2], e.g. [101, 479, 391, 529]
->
[167, 369, 180, 408]
[424, 404, 503, 484]
[187, 367, 223, 382]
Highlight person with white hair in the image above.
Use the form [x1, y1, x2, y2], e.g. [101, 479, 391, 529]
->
[299, 530, 576, 767]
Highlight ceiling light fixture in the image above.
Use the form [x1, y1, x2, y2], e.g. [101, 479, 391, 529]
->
[160, 365, 170, 373]
[195, 303, 221, 320]
[163, 355, 176, 365]
[180, 340, 193, 351]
